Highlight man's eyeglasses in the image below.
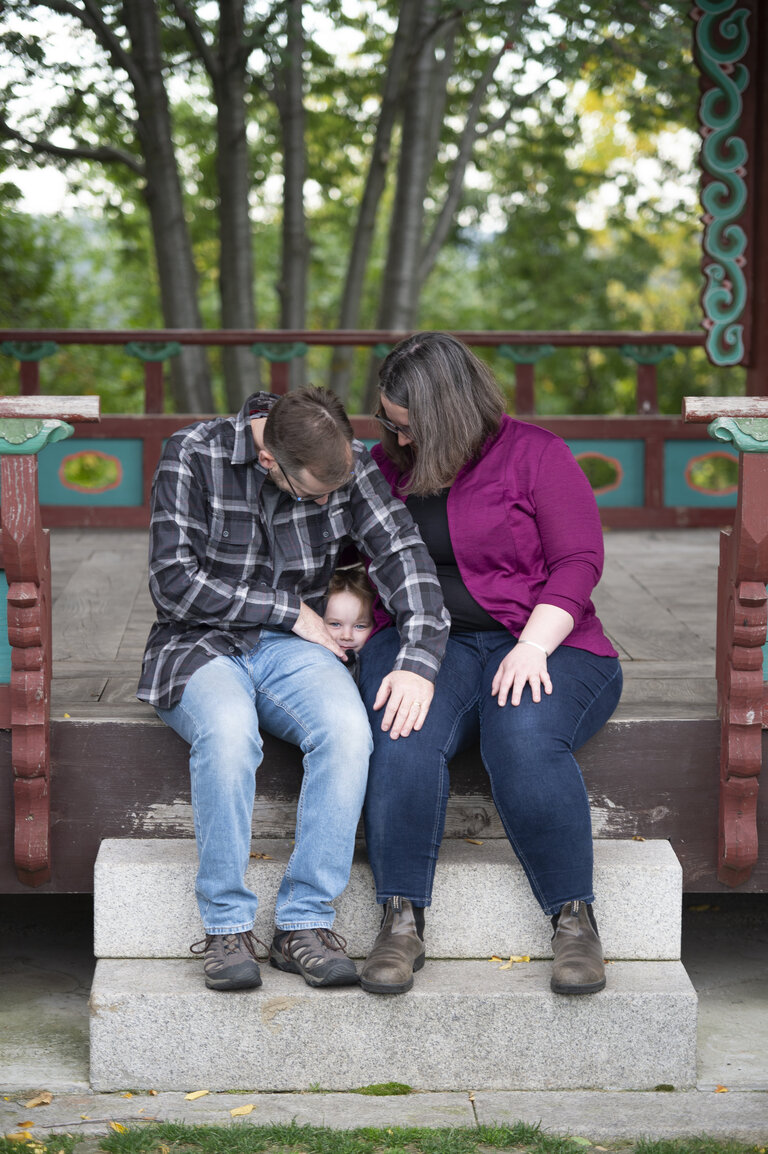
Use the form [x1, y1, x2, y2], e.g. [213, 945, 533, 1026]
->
[374, 413, 414, 440]
[275, 459, 355, 503]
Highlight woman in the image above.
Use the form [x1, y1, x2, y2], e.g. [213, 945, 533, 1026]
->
[358, 332, 622, 997]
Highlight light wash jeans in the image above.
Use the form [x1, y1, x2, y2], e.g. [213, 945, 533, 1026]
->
[156, 630, 372, 935]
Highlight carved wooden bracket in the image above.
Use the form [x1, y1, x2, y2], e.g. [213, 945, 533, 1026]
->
[0, 397, 99, 886]
[684, 397, 768, 885]
[1, 455, 54, 885]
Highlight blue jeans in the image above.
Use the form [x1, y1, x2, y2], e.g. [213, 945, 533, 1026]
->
[156, 630, 372, 934]
[359, 628, 622, 917]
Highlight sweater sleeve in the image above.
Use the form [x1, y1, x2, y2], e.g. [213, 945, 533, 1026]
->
[531, 438, 604, 623]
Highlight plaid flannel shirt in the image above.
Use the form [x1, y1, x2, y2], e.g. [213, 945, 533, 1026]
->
[138, 392, 449, 709]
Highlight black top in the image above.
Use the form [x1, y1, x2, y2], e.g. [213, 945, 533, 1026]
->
[405, 490, 505, 632]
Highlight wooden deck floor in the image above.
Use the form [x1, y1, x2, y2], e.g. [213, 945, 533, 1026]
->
[48, 526, 721, 723]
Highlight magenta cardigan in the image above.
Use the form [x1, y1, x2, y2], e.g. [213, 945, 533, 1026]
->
[371, 416, 618, 658]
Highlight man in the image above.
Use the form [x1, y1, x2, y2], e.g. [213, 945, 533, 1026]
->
[138, 386, 449, 992]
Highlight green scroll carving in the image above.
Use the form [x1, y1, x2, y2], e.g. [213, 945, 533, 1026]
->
[251, 342, 308, 362]
[695, 0, 751, 366]
[0, 418, 74, 455]
[619, 344, 676, 366]
[708, 417, 768, 453]
[0, 341, 58, 362]
[498, 344, 554, 365]
[125, 341, 181, 362]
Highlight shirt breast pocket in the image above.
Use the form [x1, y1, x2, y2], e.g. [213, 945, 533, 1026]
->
[209, 512, 258, 568]
[297, 505, 352, 552]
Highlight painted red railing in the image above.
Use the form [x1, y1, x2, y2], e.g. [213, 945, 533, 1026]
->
[0, 327, 742, 530]
[684, 396, 768, 888]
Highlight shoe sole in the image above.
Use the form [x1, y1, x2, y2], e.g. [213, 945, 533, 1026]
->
[360, 950, 426, 995]
[550, 976, 606, 995]
[269, 955, 360, 988]
[204, 973, 263, 991]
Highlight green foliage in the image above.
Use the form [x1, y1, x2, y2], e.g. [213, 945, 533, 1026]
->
[0, 1, 749, 414]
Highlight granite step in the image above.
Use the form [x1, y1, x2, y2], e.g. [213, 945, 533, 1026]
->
[94, 837, 682, 961]
[89, 956, 697, 1092]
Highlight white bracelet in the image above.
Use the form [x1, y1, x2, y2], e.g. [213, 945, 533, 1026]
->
[518, 638, 549, 657]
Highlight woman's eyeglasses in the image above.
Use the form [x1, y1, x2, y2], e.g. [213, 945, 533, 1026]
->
[375, 413, 414, 440]
[275, 459, 355, 502]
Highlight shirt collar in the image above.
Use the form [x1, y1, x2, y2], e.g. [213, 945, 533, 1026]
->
[231, 391, 277, 465]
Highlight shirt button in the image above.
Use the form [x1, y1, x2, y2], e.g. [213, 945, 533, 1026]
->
[223, 530, 229, 538]
[323, 530, 330, 538]
[228, 646, 236, 653]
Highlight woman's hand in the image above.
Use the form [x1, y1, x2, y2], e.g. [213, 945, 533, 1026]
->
[491, 643, 552, 707]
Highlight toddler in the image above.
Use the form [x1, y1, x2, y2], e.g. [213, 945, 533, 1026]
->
[323, 565, 375, 664]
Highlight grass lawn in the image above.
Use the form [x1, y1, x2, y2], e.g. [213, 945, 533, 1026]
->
[1, 1123, 765, 1154]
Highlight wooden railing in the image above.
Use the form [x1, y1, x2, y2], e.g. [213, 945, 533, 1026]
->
[0, 395, 100, 885]
[684, 397, 768, 888]
[0, 327, 744, 530]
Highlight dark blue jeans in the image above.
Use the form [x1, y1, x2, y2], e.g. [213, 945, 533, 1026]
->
[359, 628, 623, 917]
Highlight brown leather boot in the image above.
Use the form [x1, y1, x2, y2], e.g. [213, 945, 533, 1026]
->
[550, 900, 606, 995]
[360, 897, 426, 994]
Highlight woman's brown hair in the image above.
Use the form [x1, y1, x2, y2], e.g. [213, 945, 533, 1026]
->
[377, 332, 504, 495]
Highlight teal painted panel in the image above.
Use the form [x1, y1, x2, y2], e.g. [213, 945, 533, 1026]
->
[0, 569, 9, 684]
[565, 440, 645, 508]
[664, 441, 738, 508]
[37, 439, 144, 506]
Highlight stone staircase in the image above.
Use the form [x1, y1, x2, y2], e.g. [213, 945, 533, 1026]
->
[89, 837, 697, 1092]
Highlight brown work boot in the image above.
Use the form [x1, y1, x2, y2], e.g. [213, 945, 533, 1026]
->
[360, 897, 426, 994]
[550, 900, 606, 995]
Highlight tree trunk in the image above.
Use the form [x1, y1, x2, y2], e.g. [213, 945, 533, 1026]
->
[328, 0, 420, 404]
[363, 0, 441, 411]
[274, 0, 308, 390]
[215, 0, 260, 408]
[122, 0, 213, 412]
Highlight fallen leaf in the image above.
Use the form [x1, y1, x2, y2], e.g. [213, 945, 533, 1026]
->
[5, 1136, 32, 1145]
[24, 1093, 52, 1108]
[80, 1115, 90, 1121]
[185, 1090, 210, 1100]
[489, 955, 504, 962]
[500, 955, 530, 969]
[148, 1090, 158, 1096]
[109, 1121, 128, 1132]
[63, 713, 71, 718]
[249, 852, 273, 859]
[230, 1103, 255, 1116]
[632, 835, 645, 841]
[715, 1084, 729, 1093]
[468, 1091, 475, 1101]
[121, 1092, 133, 1099]
[15, 1123, 33, 1129]
[159, 1145, 171, 1154]
[464, 838, 483, 845]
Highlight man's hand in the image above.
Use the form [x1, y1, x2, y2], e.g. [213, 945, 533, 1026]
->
[372, 670, 434, 739]
[292, 601, 347, 659]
